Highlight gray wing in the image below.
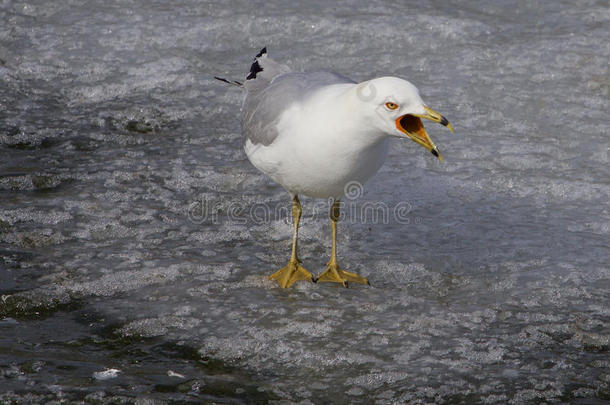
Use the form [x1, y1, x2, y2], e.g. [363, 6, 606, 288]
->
[241, 71, 355, 146]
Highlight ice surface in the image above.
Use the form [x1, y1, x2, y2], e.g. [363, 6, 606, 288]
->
[93, 368, 121, 381]
[1, 0, 609, 403]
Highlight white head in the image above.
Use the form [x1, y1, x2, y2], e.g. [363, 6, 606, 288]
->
[354, 76, 453, 160]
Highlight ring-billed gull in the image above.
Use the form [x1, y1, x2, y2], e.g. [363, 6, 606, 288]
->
[218, 47, 453, 288]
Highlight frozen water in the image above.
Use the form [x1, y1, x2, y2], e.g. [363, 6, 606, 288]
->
[1, 0, 609, 403]
[93, 368, 121, 381]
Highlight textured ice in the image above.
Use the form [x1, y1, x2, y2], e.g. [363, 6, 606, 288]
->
[93, 368, 121, 381]
[1, 0, 609, 403]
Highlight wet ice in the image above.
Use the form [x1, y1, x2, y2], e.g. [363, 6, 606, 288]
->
[1, 0, 609, 403]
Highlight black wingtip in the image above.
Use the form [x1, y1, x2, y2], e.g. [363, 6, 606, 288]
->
[246, 59, 263, 80]
[245, 47, 267, 81]
[214, 76, 243, 87]
[214, 76, 231, 84]
[431, 149, 440, 157]
[255, 47, 267, 58]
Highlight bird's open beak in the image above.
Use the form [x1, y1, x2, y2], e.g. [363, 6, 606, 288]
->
[395, 106, 454, 161]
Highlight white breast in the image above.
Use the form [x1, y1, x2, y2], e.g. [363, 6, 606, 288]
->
[244, 85, 389, 198]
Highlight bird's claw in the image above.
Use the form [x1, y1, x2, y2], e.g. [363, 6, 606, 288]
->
[268, 259, 314, 288]
[316, 262, 369, 287]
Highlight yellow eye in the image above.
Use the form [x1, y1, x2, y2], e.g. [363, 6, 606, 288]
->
[385, 102, 399, 110]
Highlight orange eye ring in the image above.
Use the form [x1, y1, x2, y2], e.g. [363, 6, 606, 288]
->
[385, 102, 399, 110]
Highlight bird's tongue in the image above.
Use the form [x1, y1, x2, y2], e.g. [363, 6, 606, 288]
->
[396, 114, 442, 160]
[399, 115, 429, 144]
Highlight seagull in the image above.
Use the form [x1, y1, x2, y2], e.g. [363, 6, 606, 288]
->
[217, 47, 453, 288]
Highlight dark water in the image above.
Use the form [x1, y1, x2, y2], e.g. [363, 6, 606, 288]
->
[1, 0, 609, 403]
